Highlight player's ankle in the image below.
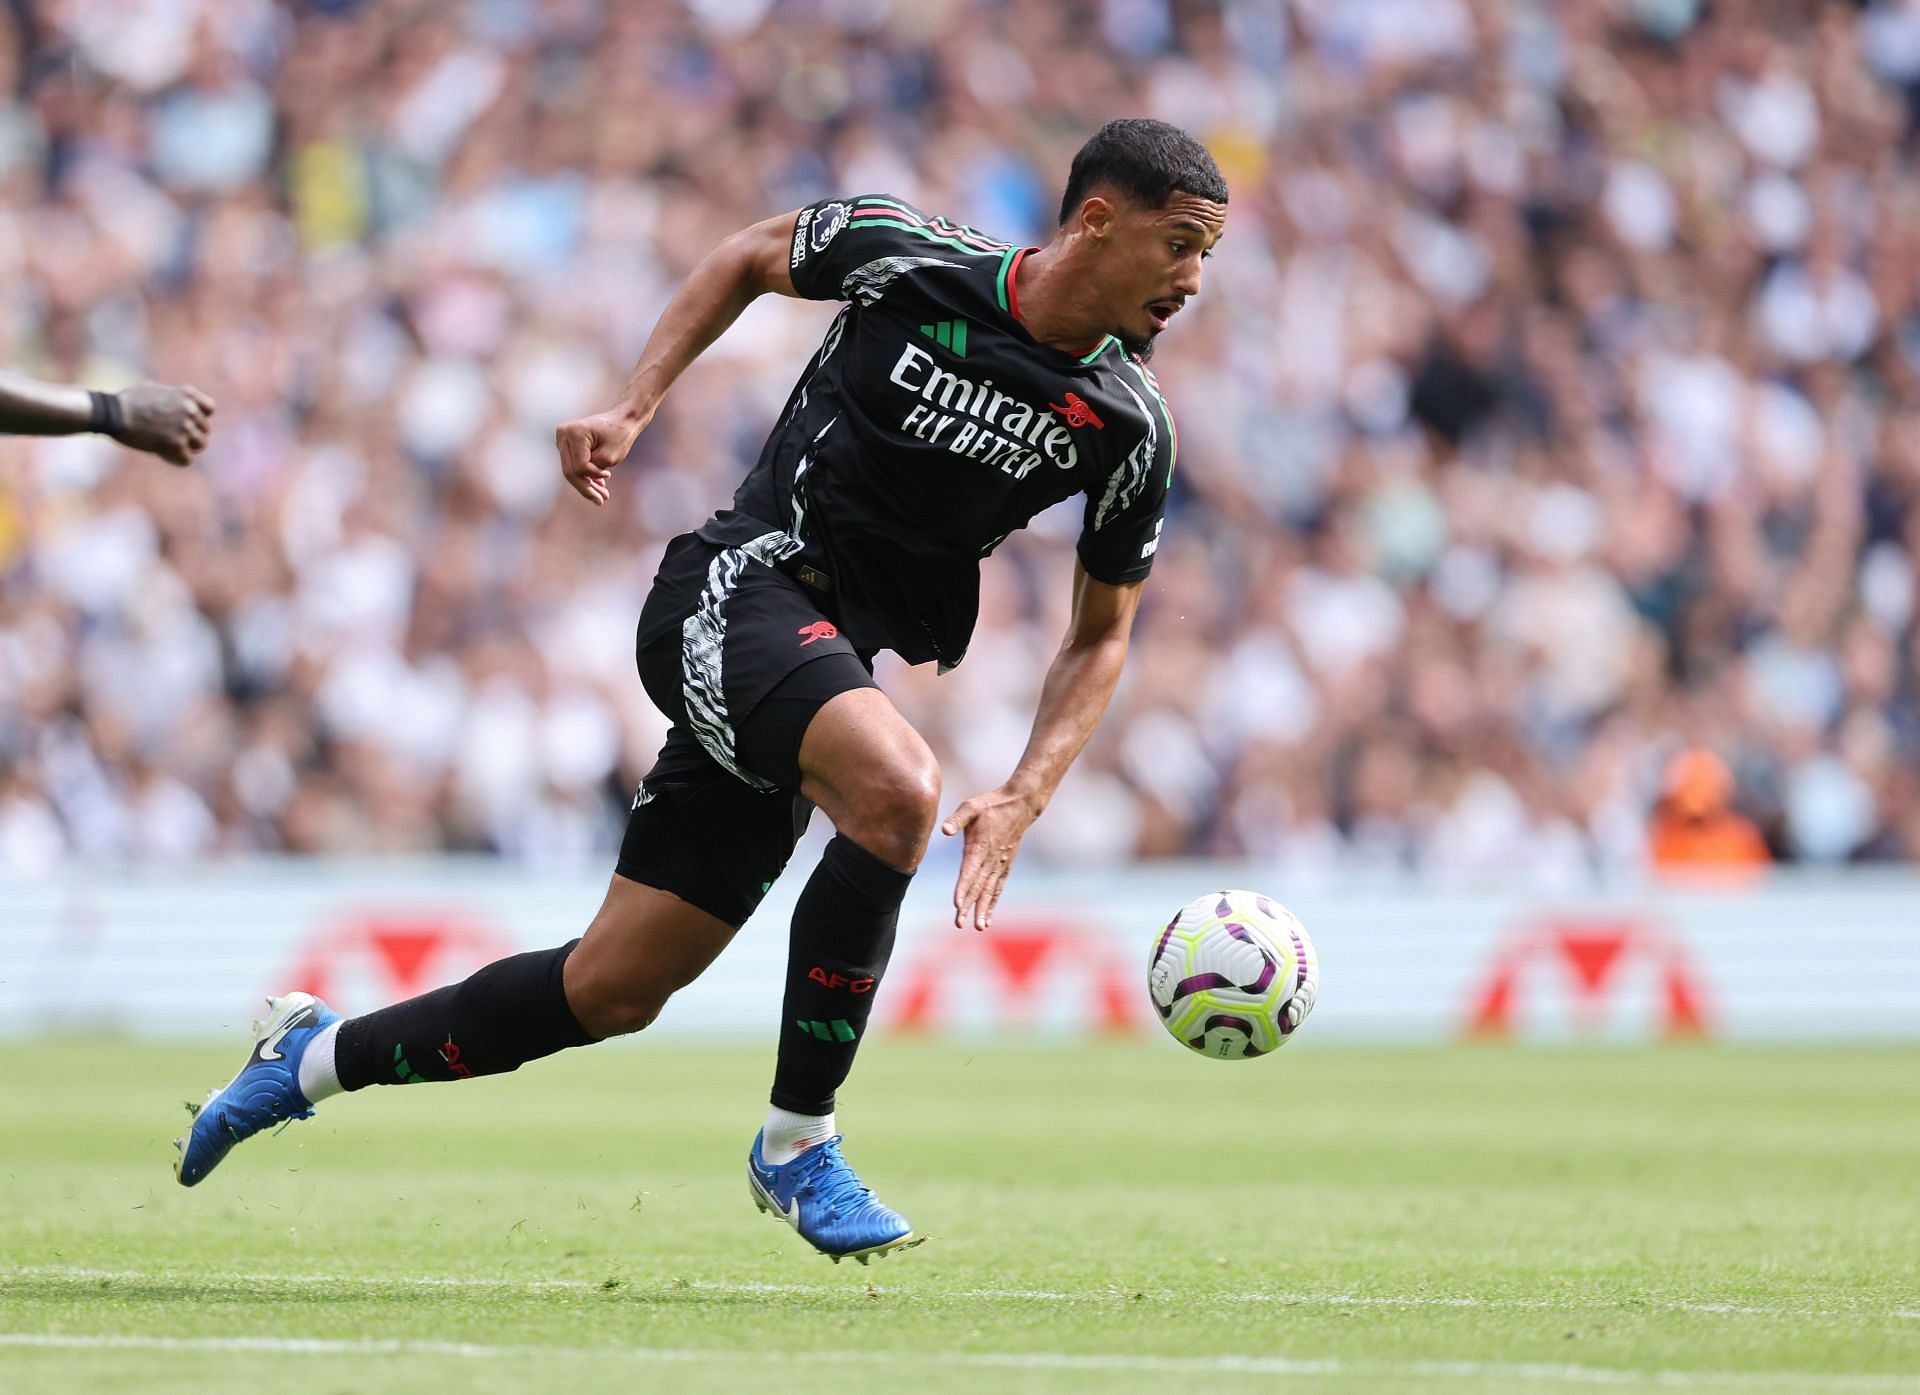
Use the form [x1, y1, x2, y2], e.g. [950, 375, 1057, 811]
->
[296, 1020, 344, 1104]
[762, 1104, 835, 1164]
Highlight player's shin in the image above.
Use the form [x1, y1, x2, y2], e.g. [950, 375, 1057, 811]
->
[765, 835, 911, 1159]
[330, 939, 597, 1091]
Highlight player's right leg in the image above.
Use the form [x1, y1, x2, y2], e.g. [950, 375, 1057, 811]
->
[177, 532, 800, 1188]
[172, 991, 341, 1186]
[175, 872, 737, 1186]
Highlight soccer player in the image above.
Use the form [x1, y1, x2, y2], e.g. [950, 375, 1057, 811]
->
[0, 370, 215, 465]
[176, 119, 1226, 1264]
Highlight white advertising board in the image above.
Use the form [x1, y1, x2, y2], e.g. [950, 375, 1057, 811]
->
[1, 862, 1914, 1041]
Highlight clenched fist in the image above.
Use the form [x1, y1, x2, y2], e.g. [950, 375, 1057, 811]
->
[555, 408, 647, 507]
[114, 382, 217, 466]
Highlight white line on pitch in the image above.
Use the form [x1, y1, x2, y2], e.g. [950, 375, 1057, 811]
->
[2, 1332, 1918, 1391]
[4, 1264, 1065, 1301]
[5, 1264, 1916, 1323]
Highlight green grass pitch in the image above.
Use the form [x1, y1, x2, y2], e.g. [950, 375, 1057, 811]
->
[2, 1037, 1917, 1394]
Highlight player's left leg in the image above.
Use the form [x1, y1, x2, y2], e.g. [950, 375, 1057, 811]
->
[736, 673, 939, 1262]
[639, 545, 932, 1261]
[762, 683, 935, 1138]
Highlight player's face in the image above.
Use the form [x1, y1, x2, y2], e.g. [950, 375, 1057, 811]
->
[1109, 192, 1225, 346]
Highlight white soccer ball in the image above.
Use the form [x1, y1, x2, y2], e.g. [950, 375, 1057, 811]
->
[1147, 889, 1319, 1059]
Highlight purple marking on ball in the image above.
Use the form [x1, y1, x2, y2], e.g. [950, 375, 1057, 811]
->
[1226, 924, 1278, 993]
[1257, 894, 1276, 918]
[1150, 919, 1178, 967]
[1272, 930, 1311, 1034]
[1215, 894, 1234, 918]
[1189, 1013, 1257, 1055]
[1174, 972, 1234, 998]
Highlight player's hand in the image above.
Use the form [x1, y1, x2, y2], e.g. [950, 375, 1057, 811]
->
[941, 785, 1042, 932]
[114, 382, 216, 466]
[555, 408, 646, 507]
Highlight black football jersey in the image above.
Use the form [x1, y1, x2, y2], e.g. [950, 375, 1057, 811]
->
[692, 194, 1177, 669]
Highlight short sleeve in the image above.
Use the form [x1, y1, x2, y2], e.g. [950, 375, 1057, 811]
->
[787, 194, 935, 301]
[1077, 384, 1176, 586]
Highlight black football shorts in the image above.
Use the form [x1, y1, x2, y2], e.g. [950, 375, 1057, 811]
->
[617, 531, 877, 927]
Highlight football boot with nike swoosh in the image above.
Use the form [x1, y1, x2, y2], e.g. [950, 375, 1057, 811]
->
[175, 992, 340, 1187]
[747, 1130, 923, 1263]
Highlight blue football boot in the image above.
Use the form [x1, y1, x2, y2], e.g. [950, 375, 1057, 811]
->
[175, 992, 340, 1187]
[748, 1131, 923, 1264]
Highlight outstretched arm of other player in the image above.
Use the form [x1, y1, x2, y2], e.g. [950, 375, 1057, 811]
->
[556, 211, 804, 506]
[942, 562, 1144, 931]
[0, 370, 215, 466]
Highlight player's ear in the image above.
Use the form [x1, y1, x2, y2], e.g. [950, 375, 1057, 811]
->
[1079, 195, 1116, 240]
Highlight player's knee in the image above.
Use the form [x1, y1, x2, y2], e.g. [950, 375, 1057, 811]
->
[563, 959, 671, 1039]
[571, 981, 669, 1039]
[847, 752, 940, 870]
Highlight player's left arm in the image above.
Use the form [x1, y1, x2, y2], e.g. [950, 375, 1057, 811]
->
[942, 562, 1142, 932]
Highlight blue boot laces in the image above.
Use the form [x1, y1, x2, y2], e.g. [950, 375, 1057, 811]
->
[797, 1136, 874, 1222]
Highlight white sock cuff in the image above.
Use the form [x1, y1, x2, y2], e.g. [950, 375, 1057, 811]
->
[761, 1105, 835, 1164]
[296, 1020, 343, 1104]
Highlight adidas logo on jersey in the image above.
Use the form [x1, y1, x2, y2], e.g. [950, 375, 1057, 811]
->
[919, 320, 970, 356]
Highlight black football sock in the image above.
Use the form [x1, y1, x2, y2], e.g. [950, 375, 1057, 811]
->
[770, 835, 913, 1115]
[333, 940, 596, 1091]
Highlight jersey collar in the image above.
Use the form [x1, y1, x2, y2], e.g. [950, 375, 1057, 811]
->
[998, 246, 1115, 366]
[999, 246, 1031, 321]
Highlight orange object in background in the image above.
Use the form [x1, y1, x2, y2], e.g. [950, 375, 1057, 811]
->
[1648, 749, 1770, 880]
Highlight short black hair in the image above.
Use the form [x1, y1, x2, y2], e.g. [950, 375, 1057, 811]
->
[1058, 119, 1228, 226]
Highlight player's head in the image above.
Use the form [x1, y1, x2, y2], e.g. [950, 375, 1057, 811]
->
[1057, 119, 1228, 358]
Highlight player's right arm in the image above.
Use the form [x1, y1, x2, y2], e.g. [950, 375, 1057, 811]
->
[555, 211, 802, 507]
[0, 370, 215, 466]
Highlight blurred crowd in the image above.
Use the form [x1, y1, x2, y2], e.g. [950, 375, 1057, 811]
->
[3, 0, 1920, 887]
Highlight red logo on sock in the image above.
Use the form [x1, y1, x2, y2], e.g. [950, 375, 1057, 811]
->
[439, 1035, 476, 1079]
[797, 621, 839, 647]
[808, 966, 875, 993]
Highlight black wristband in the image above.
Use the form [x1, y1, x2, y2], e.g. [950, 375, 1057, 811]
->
[88, 390, 125, 439]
